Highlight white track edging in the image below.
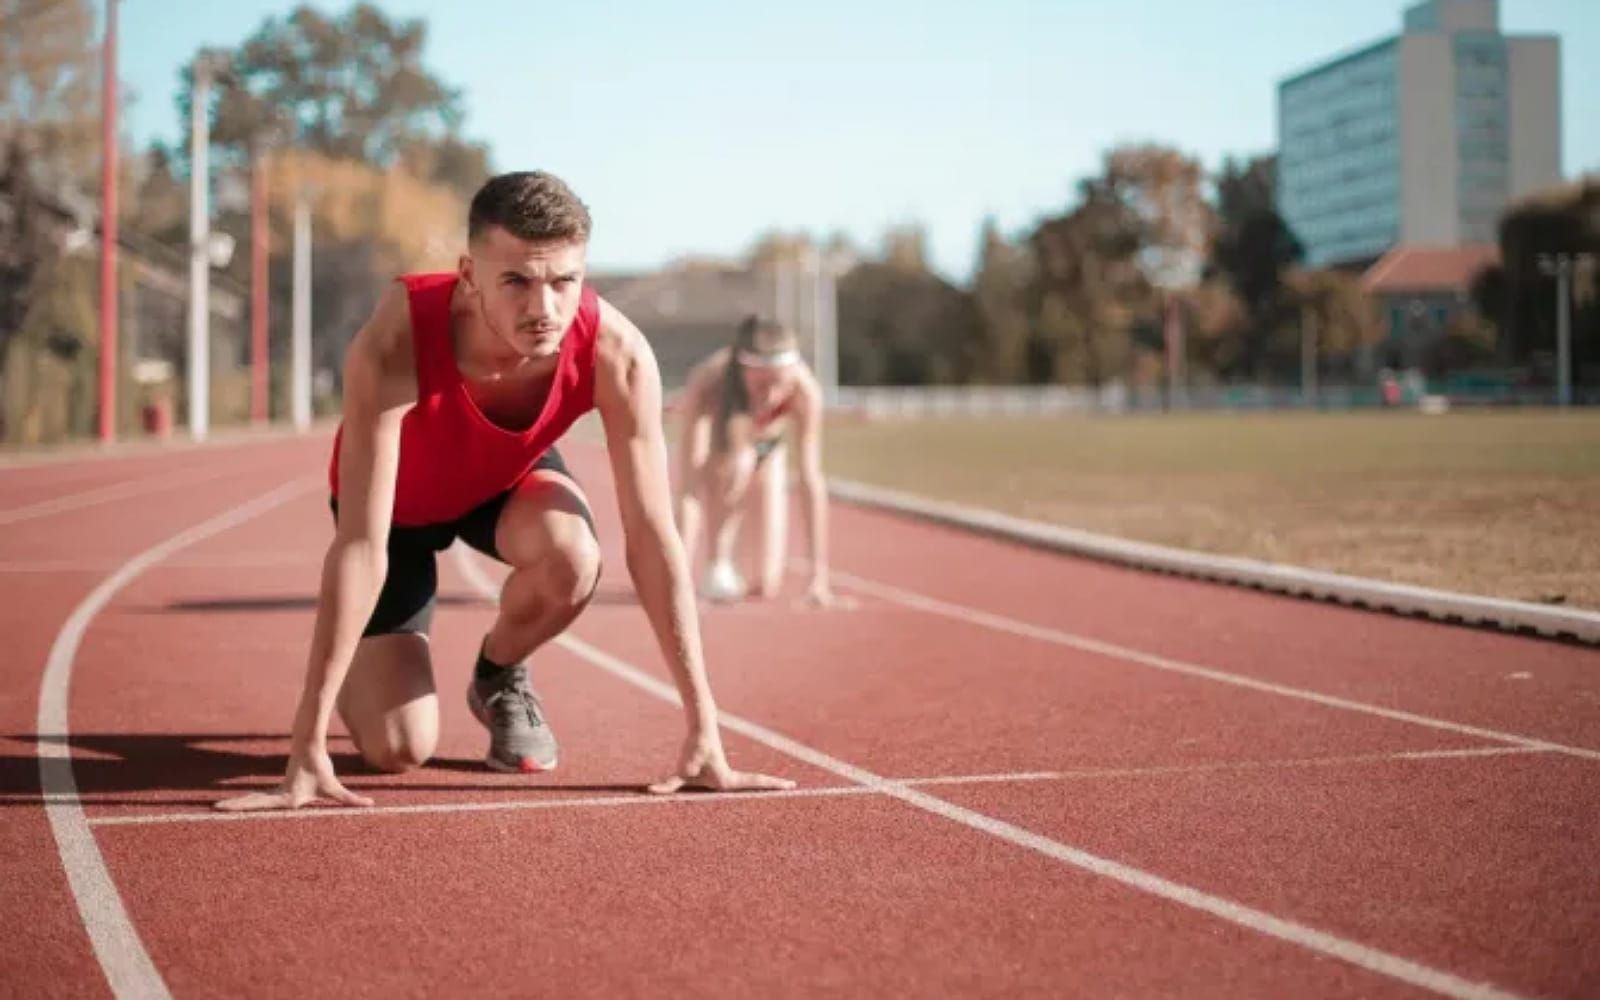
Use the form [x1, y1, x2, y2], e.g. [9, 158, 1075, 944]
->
[829, 478, 1600, 646]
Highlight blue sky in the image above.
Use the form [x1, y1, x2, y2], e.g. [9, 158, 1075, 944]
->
[117, 0, 1599, 281]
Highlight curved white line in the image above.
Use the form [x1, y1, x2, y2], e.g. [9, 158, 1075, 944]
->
[37, 478, 317, 999]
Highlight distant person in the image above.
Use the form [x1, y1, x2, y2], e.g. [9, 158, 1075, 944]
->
[217, 171, 793, 810]
[1379, 369, 1403, 408]
[674, 316, 848, 607]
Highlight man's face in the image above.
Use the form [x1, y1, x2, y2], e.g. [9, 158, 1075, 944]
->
[461, 226, 587, 359]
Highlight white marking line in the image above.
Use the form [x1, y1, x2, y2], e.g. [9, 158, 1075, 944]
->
[833, 570, 1600, 763]
[907, 745, 1549, 788]
[452, 547, 1526, 1000]
[38, 477, 319, 1000]
[0, 464, 244, 526]
[85, 745, 1549, 829]
[90, 785, 878, 828]
[0, 553, 319, 574]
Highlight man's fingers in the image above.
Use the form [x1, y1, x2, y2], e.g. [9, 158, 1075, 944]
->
[212, 791, 293, 813]
[327, 784, 374, 808]
[647, 775, 688, 796]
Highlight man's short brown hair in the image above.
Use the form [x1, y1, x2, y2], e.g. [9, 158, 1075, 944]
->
[468, 171, 592, 244]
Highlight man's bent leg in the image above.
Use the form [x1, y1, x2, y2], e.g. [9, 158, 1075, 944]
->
[336, 634, 439, 773]
[459, 468, 600, 773]
[324, 507, 445, 774]
[485, 470, 602, 662]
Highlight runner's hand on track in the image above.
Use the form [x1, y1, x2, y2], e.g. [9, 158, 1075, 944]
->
[798, 581, 857, 610]
[648, 733, 796, 795]
[214, 745, 374, 812]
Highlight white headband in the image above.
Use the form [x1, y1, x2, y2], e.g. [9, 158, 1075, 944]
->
[737, 348, 800, 369]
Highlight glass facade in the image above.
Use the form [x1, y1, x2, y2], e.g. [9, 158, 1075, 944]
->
[1277, 42, 1401, 266]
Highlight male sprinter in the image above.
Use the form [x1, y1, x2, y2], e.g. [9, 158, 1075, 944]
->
[218, 171, 793, 811]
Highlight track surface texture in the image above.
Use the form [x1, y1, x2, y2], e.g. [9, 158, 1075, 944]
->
[3, 432, 1597, 999]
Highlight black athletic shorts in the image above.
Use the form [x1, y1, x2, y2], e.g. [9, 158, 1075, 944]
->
[329, 446, 593, 637]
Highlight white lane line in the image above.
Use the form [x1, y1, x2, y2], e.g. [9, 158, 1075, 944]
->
[904, 745, 1550, 788]
[0, 553, 320, 574]
[37, 477, 318, 1000]
[0, 465, 243, 526]
[451, 546, 1527, 1000]
[89, 785, 876, 828]
[85, 745, 1548, 829]
[832, 570, 1600, 763]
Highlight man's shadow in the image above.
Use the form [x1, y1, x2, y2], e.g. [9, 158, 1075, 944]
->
[2, 733, 647, 808]
[155, 587, 637, 615]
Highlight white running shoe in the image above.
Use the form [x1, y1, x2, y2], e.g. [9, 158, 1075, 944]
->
[703, 561, 747, 603]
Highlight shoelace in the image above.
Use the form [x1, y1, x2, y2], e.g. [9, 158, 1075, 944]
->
[486, 674, 545, 729]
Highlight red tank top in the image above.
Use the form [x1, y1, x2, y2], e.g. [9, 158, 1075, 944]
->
[329, 273, 602, 526]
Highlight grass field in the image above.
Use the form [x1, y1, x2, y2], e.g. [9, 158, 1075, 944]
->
[822, 409, 1600, 611]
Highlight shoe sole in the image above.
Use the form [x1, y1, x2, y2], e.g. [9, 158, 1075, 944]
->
[484, 753, 559, 774]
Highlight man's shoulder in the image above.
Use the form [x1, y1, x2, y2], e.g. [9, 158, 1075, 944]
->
[345, 279, 420, 393]
[593, 295, 650, 366]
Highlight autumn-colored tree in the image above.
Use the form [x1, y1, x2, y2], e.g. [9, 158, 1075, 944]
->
[175, 4, 490, 198]
[970, 217, 1031, 382]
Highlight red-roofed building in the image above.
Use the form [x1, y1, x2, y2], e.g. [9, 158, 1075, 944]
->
[1360, 244, 1499, 365]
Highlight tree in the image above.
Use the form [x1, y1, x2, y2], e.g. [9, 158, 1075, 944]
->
[1472, 179, 1599, 381]
[1180, 277, 1249, 378]
[970, 217, 1031, 382]
[836, 260, 980, 386]
[881, 224, 930, 273]
[0, 0, 100, 439]
[1027, 176, 1150, 386]
[0, 0, 98, 186]
[248, 150, 468, 397]
[1281, 268, 1381, 376]
[1203, 156, 1305, 374]
[176, 4, 491, 195]
[1103, 144, 1214, 293]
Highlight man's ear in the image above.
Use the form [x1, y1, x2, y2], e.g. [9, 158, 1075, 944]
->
[458, 253, 478, 294]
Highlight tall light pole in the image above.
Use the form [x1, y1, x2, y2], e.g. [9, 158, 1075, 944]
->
[250, 140, 269, 424]
[187, 55, 214, 440]
[1301, 308, 1318, 407]
[291, 187, 313, 431]
[1537, 252, 1596, 408]
[97, 0, 118, 443]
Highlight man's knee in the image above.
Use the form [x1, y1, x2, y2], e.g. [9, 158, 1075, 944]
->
[356, 728, 437, 774]
[508, 516, 602, 611]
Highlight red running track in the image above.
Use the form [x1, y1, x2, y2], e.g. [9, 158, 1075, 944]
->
[3, 432, 1597, 999]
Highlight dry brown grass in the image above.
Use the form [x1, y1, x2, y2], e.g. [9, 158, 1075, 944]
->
[822, 410, 1600, 610]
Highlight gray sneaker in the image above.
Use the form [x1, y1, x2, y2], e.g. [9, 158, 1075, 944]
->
[466, 665, 559, 773]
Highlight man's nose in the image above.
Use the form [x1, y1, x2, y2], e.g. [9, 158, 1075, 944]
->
[525, 284, 557, 321]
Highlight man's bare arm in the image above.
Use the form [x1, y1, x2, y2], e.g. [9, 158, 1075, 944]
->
[216, 281, 415, 812]
[593, 299, 793, 793]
